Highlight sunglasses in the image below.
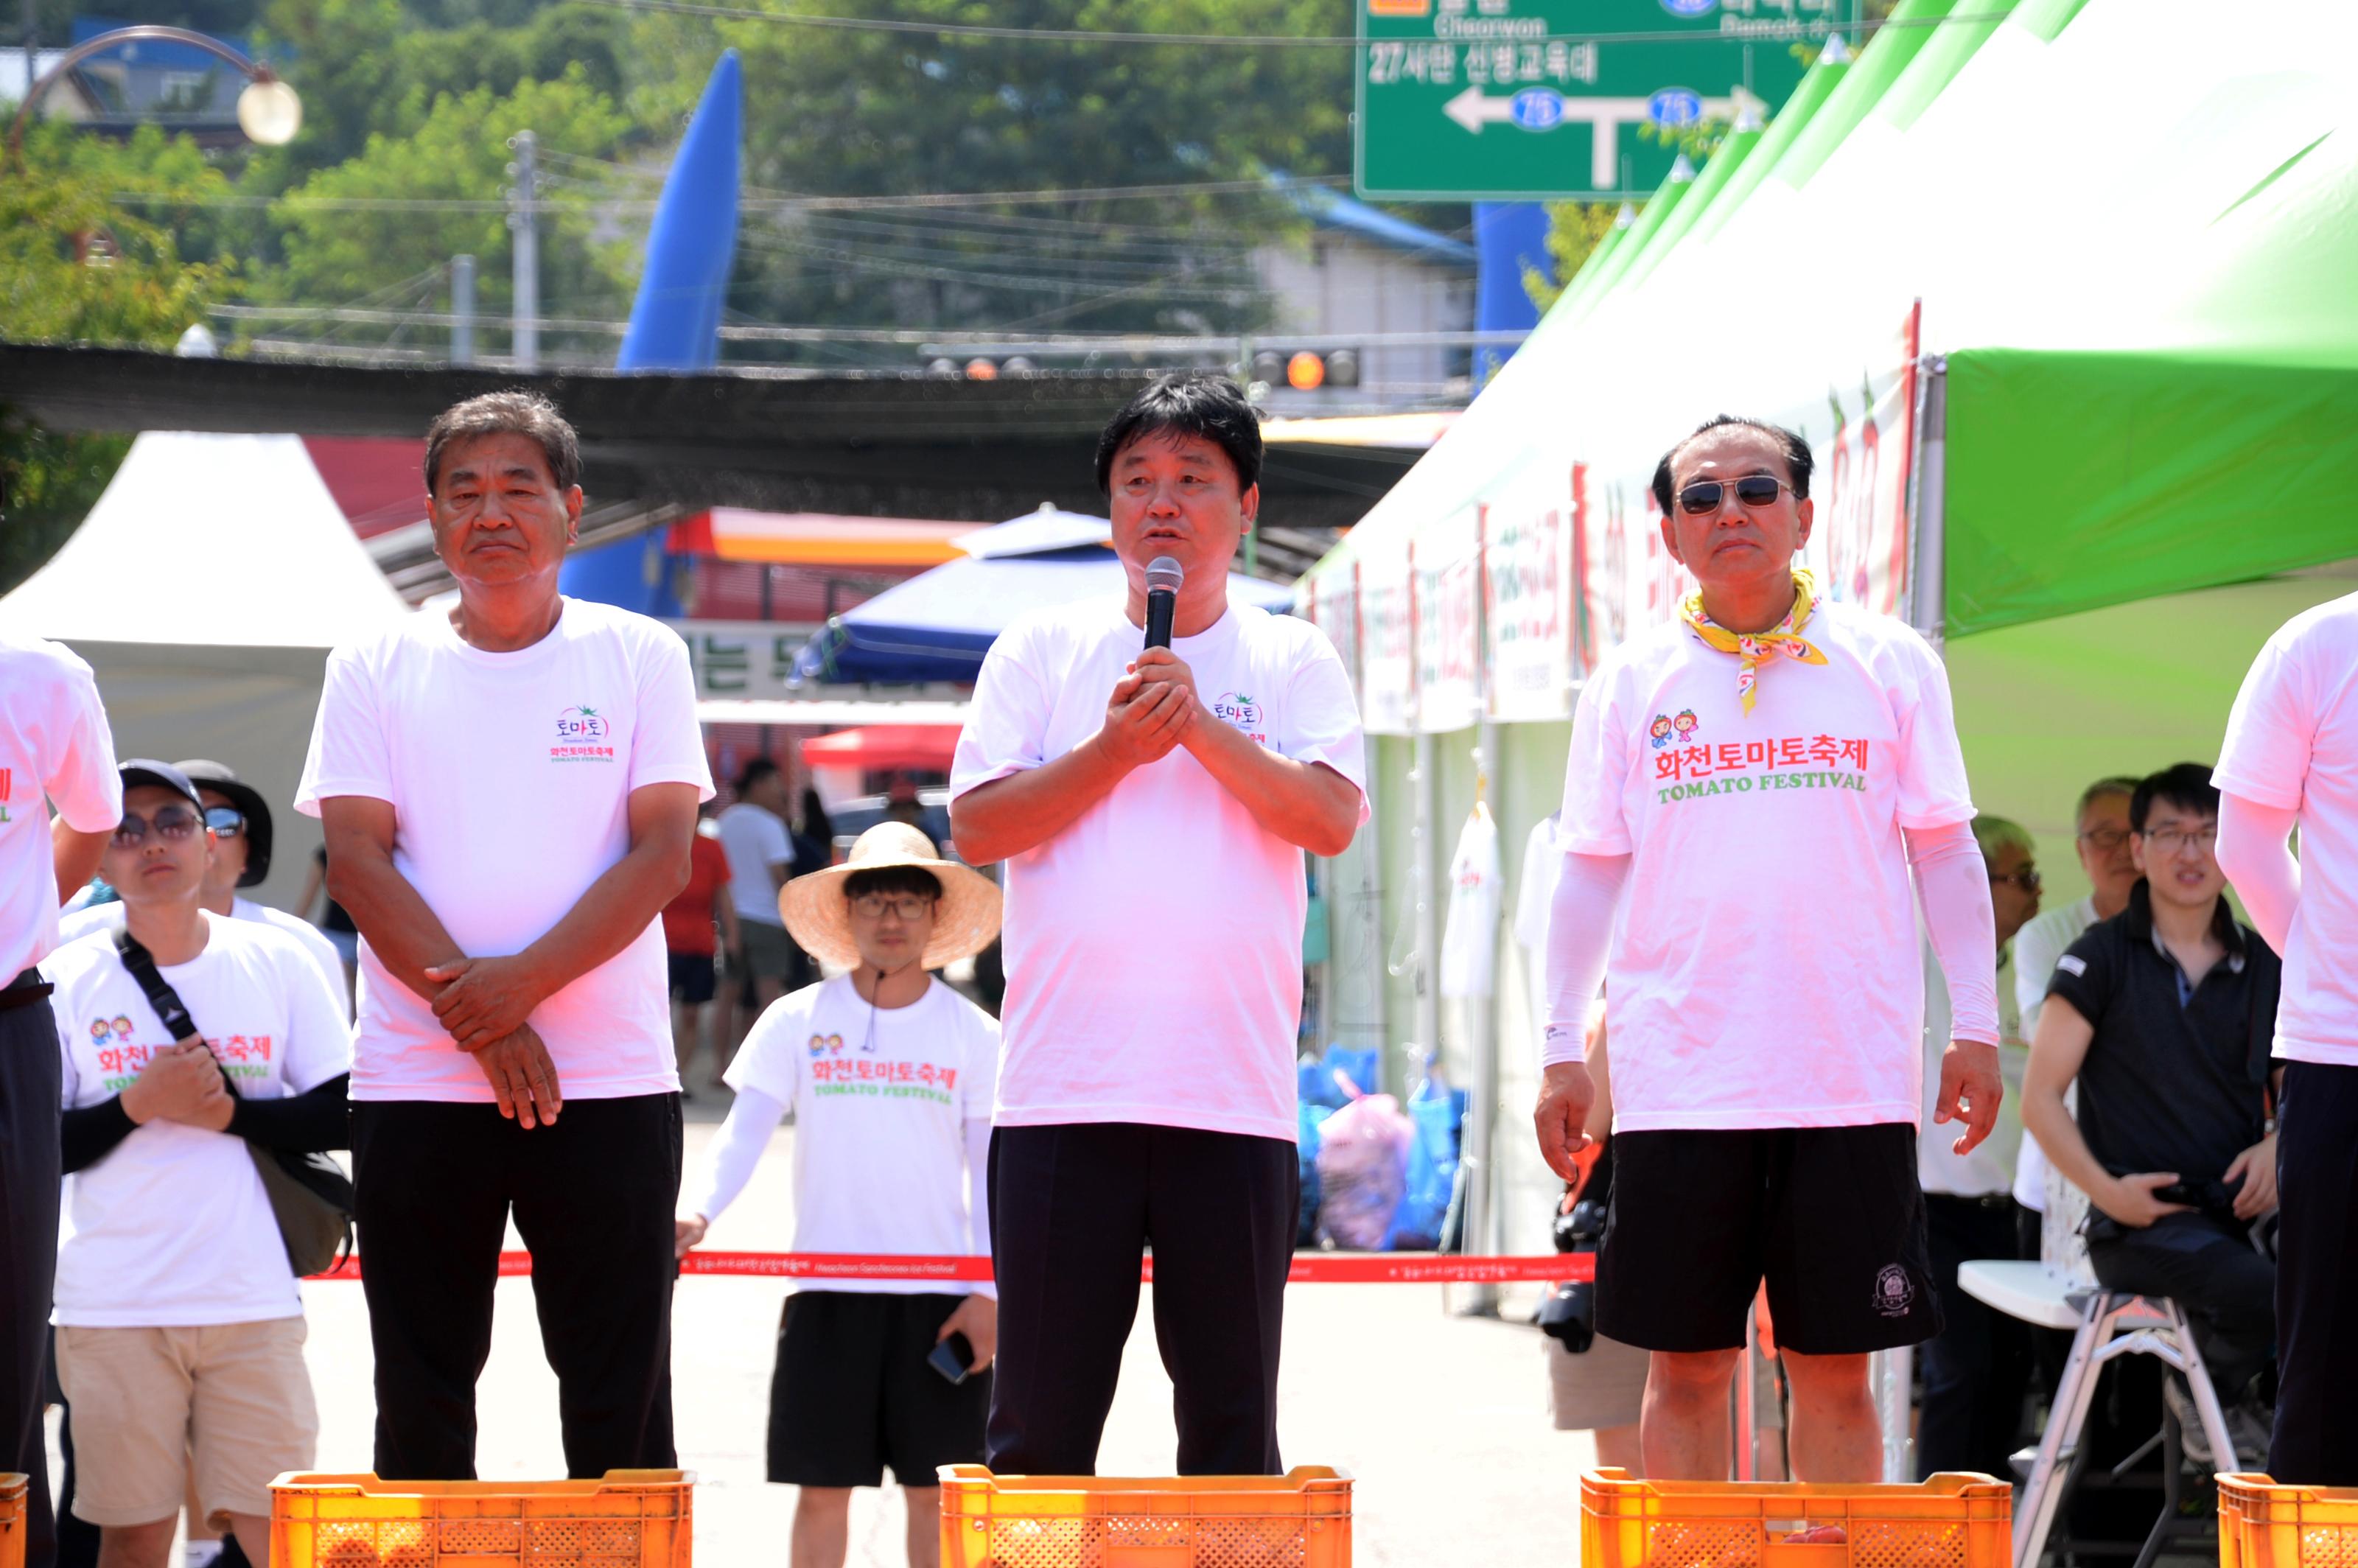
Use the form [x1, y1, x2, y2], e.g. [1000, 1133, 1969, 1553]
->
[204, 806, 245, 839]
[1677, 475, 1794, 515]
[111, 804, 204, 847]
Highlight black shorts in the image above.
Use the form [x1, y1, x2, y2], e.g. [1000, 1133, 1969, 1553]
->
[768, 1291, 989, 1488]
[1595, 1123, 1941, 1357]
[666, 951, 716, 1005]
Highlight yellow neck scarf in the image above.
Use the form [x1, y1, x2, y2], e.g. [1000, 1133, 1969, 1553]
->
[1680, 568, 1828, 715]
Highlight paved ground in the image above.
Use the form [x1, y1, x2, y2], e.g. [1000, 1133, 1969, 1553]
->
[283, 1096, 1598, 1565]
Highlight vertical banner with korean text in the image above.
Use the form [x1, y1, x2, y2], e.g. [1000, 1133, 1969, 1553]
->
[1416, 511, 1482, 734]
[1481, 458, 1576, 721]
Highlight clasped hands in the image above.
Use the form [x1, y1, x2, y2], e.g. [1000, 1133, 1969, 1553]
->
[122, 1041, 235, 1133]
[422, 953, 563, 1129]
[1098, 647, 1207, 769]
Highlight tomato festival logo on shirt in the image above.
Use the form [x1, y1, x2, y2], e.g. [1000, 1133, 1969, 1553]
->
[811, 1054, 958, 1106]
[88, 1015, 134, 1045]
[1210, 692, 1269, 746]
[1647, 710, 1704, 750]
[1651, 735, 1875, 805]
[805, 1032, 845, 1058]
[550, 704, 616, 763]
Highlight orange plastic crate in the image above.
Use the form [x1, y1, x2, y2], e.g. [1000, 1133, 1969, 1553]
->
[1581, 1469, 2009, 1568]
[2219, 1474, 2358, 1568]
[270, 1470, 691, 1568]
[937, 1465, 1352, 1568]
[0, 1473, 26, 1568]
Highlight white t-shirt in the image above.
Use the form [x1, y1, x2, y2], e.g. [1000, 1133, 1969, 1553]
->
[725, 973, 998, 1293]
[716, 802, 793, 926]
[295, 598, 714, 1101]
[1918, 941, 2026, 1197]
[1440, 805, 1502, 1000]
[1558, 598, 1976, 1132]
[49, 913, 351, 1326]
[58, 898, 351, 1023]
[951, 596, 1368, 1141]
[2009, 894, 2099, 1211]
[2217, 589, 2358, 1067]
[1, 632, 121, 981]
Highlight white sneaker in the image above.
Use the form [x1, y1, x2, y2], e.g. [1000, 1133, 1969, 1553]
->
[2161, 1376, 2216, 1469]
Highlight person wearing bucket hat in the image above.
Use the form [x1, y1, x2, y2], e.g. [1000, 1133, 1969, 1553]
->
[676, 822, 1001, 1567]
[950, 373, 1369, 1478]
[58, 762, 349, 1023]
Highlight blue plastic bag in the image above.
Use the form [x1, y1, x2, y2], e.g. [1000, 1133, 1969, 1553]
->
[1386, 1083, 1465, 1250]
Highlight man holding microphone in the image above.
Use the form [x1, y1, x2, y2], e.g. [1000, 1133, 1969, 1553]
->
[1535, 416, 2004, 1483]
[951, 372, 1366, 1476]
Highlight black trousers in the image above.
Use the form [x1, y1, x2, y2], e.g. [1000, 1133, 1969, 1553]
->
[986, 1123, 1296, 1477]
[351, 1095, 682, 1480]
[1917, 1194, 2032, 1479]
[2273, 1060, 2358, 1484]
[1, 987, 61, 1568]
[2088, 1211, 2275, 1401]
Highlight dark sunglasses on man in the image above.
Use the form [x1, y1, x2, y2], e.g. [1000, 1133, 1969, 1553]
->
[203, 805, 246, 839]
[1677, 475, 1795, 514]
[111, 804, 206, 847]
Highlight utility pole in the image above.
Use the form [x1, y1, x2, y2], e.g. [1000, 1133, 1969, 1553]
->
[450, 253, 476, 365]
[21, 0, 37, 105]
[506, 130, 537, 370]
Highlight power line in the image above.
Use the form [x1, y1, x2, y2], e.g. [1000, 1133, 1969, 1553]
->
[580, 0, 1862, 49]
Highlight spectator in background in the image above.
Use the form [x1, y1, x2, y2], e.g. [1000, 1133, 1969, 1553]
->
[2215, 590, 2358, 1485]
[299, 390, 711, 1478]
[48, 761, 349, 1568]
[2023, 763, 2278, 1466]
[297, 844, 363, 993]
[0, 629, 121, 1568]
[793, 787, 836, 874]
[720, 758, 802, 1051]
[664, 805, 738, 1096]
[676, 824, 1001, 1568]
[60, 762, 349, 1023]
[2011, 776, 2141, 1232]
[1915, 815, 2040, 1479]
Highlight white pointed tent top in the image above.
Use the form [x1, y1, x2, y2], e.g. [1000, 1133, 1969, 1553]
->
[1, 432, 411, 648]
[1819, 32, 1854, 66]
[1669, 153, 1698, 183]
[1613, 202, 1639, 228]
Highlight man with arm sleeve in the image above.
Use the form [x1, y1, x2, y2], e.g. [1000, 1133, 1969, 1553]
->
[1533, 416, 2003, 1483]
[296, 392, 712, 1479]
[2214, 590, 2358, 1485]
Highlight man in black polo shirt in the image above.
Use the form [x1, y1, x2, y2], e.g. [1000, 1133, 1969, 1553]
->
[2022, 762, 2279, 1461]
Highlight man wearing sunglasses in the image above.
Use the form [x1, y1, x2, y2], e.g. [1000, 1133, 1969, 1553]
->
[44, 760, 349, 1568]
[297, 391, 710, 1482]
[1, 630, 121, 1568]
[60, 763, 349, 1024]
[1535, 415, 2002, 1483]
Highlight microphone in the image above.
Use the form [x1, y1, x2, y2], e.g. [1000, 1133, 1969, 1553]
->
[1143, 556, 1183, 650]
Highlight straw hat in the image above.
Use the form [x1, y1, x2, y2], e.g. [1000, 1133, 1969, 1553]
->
[780, 821, 1002, 972]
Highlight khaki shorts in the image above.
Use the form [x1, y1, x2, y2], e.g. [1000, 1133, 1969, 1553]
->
[55, 1319, 318, 1529]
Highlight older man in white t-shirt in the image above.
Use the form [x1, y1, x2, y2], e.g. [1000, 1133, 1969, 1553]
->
[1, 630, 120, 1568]
[1535, 416, 2004, 1484]
[2216, 590, 2358, 1485]
[951, 373, 1367, 1477]
[298, 392, 713, 1480]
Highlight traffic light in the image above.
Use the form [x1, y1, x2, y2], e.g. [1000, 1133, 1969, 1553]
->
[1250, 347, 1361, 391]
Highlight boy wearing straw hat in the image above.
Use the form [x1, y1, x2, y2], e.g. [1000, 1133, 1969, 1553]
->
[676, 822, 1001, 1568]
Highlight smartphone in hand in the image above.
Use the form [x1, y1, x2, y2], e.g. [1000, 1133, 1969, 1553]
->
[928, 1333, 975, 1385]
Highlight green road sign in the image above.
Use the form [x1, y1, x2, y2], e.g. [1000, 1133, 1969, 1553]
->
[1355, 0, 1829, 202]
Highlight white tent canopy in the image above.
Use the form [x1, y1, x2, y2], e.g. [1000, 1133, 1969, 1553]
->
[3, 433, 413, 911]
